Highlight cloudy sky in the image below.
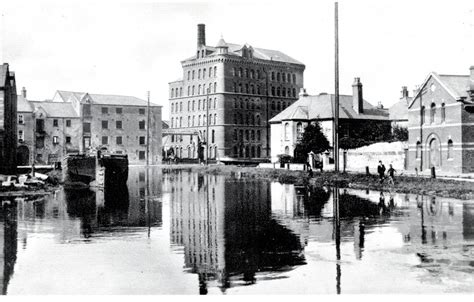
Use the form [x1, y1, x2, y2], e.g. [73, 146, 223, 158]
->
[1, 0, 473, 120]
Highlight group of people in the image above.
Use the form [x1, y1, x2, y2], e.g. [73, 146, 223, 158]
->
[377, 161, 396, 185]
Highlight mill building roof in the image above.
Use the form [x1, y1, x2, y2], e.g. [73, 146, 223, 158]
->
[30, 101, 79, 118]
[55, 90, 161, 107]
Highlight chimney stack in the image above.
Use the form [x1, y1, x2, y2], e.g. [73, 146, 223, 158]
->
[197, 24, 206, 48]
[401, 86, 409, 99]
[21, 87, 27, 98]
[299, 88, 308, 97]
[352, 77, 363, 114]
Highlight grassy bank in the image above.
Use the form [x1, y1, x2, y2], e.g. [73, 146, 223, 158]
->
[161, 164, 474, 200]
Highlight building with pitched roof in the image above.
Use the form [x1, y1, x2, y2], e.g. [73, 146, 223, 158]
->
[167, 24, 305, 162]
[16, 89, 162, 165]
[0, 63, 17, 174]
[389, 86, 412, 129]
[269, 78, 390, 163]
[407, 66, 474, 174]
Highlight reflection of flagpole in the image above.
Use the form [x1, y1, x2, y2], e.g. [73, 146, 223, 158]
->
[333, 186, 341, 294]
[334, 2, 340, 173]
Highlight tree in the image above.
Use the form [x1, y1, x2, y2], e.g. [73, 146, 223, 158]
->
[339, 120, 392, 150]
[294, 122, 330, 163]
[392, 125, 408, 141]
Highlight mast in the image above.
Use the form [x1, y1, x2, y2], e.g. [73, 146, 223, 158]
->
[334, 2, 340, 173]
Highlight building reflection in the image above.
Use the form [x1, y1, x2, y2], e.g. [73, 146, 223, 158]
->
[168, 171, 305, 294]
[0, 198, 18, 295]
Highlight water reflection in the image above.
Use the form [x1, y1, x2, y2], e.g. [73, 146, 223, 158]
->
[1, 169, 474, 294]
[167, 172, 305, 294]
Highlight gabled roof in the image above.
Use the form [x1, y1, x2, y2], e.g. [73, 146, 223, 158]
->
[30, 101, 79, 118]
[408, 72, 471, 108]
[55, 90, 161, 107]
[270, 93, 388, 123]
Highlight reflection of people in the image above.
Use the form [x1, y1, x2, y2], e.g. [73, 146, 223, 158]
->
[377, 161, 386, 183]
[378, 192, 386, 214]
[308, 166, 313, 178]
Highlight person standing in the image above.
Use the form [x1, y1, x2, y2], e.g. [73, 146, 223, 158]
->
[387, 164, 396, 185]
[377, 161, 386, 183]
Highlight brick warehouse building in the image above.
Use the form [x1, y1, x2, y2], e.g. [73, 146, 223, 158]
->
[408, 66, 474, 174]
[167, 24, 305, 163]
[15, 90, 162, 165]
[0, 63, 17, 174]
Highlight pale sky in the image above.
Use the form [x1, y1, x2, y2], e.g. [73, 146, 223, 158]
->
[1, 0, 473, 121]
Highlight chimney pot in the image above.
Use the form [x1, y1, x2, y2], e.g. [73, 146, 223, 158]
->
[21, 87, 27, 98]
[197, 24, 206, 48]
[299, 88, 308, 97]
[401, 86, 409, 99]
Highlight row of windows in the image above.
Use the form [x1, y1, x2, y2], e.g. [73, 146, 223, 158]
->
[18, 115, 74, 128]
[187, 66, 218, 81]
[168, 145, 219, 160]
[171, 114, 218, 128]
[415, 139, 454, 159]
[100, 136, 147, 145]
[233, 129, 261, 141]
[171, 98, 218, 113]
[232, 83, 297, 98]
[233, 113, 261, 125]
[31, 135, 72, 147]
[231, 67, 297, 84]
[233, 145, 262, 158]
[100, 107, 146, 115]
[420, 103, 446, 124]
[233, 98, 262, 110]
[92, 120, 147, 130]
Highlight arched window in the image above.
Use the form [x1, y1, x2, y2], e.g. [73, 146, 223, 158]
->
[251, 130, 255, 140]
[171, 88, 174, 98]
[441, 103, 446, 123]
[192, 70, 195, 80]
[277, 87, 281, 96]
[292, 88, 296, 97]
[240, 99, 243, 109]
[197, 51, 200, 59]
[282, 73, 286, 82]
[277, 72, 281, 82]
[203, 114, 207, 126]
[187, 86, 190, 96]
[233, 129, 238, 140]
[188, 116, 190, 126]
[192, 85, 195, 96]
[271, 101, 275, 110]
[198, 115, 201, 126]
[203, 68, 206, 79]
[233, 113, 237, 124]
[251, 146, 255, 158]
[192, 100, 195, 111]
[198, 99, 201, 110]
[239, 68, 243, 77]
[234, 98, 238, 108]
[171, 118, 174, 128]
[256, 115, 261, 125]
[257, 70, 261, 79]
[257, 146, 261, 157]
[430, 103, 436, 124]
[203, 84, 206, 95]
[198, 69, 201, 79]
[179, 87, 182, 96]
[209, 68, 212, 78]
[447, 139, 453, 159]
[187, 101, 190, 111]
[251, 84, 255, 94]
[232, 67, 236, 77]
[245, 68, 249, 78]
[285, 146, 290, 155]
[245, 146, 250, 158]
[245, 130, 249, 141]
[188, 146, 192, 159]
[292, 74, 296, 83]
[245, 99, 249, 109]
[180, 102, 182, 112]
[277, 101, 281, 111]
[271, 72, 275, 81]
[171, 103, 174, 113]
[416, 141, 421, 159]
[187, 71, 191, 81]
[213, 66, 217, 77]
[214, 98, 217, 109]
[201, 49, 204, 58]
[257, 130, 261, 141]
[257, 86, 261, 94]
[284, 123, 290, 140]
[198, 84, 201, 95]
[214, 114, 217, 125]
[271, 87, 275, 96]
[239, 130, 243, 141]
[211, 130, 215, 143]
[296, 122, 303, 140]
[282, 89, 286, 97]
[214, 82, 217, 93]
[245, 84, 249, 93]
[234, 146, 238, 156]
[250, 69, 255, 79]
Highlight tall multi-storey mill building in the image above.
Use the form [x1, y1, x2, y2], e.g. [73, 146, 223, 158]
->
[167, 24, 305, 163]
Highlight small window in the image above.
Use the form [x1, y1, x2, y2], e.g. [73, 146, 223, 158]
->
[139, 151, 146, 160]
[66, 136, 71, 144]
[18, 114, 24, 124]
[284, 123, 290, 140]
[139, 108, 146, 115]
[139, 136, 146, 145]
[53, 119, 59, 127]
[139, 120, 146, 130]
[83, 104, 91, 116]
[116, 136, 123, 145]
[116, 120, 122, 129]
[53, 136, 59, 144]
[441, 103, 446, 123]
[116, 107, 123, 114]
[102, 136, 108, 145]
[66, 119, 71, 127]
[102, 107, 108, 114]
[416, 141, 421, 159]
[18, 130, 24, 141]
[83, 122, 91, 133]
[102, 120, 108, 129]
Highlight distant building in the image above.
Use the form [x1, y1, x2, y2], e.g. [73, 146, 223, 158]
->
[269, 78, 390, 163]
[389, 86, 412, 129]
[0, 63, 18, 174]
[167, 24, 305, 163]
[407, 66, 474, 174]
[17, 90, 162, 165]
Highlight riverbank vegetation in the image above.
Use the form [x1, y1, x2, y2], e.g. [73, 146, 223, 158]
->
[162, 164, 474, 200]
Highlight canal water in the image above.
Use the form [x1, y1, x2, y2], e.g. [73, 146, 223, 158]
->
[1, 167, 473, 294]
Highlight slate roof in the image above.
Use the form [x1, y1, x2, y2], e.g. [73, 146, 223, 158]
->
[30, 101, 79, 118]
[270, 93, 389, 123]
[17, 95, 34, 112]
[55, 90, 161, 107]
[388, 98, 410, 121]
[183, 42, 304, 66]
